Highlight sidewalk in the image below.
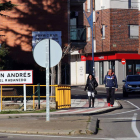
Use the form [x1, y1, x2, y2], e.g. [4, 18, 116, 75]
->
[0, 98, 122, 135]
[0, 98, 121, 117]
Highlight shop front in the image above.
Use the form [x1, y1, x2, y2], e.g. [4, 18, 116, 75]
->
[70, 53, 140, 86]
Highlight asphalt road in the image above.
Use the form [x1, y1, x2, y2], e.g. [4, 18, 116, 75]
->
[0, 87, 140, 140]
[71, 86, 140, 140]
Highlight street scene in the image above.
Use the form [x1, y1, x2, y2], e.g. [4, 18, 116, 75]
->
[0, 0, 140, 140]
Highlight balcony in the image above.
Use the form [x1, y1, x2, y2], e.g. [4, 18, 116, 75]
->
[70, 0, 86, 5]
[70, 27, 86, 42]
[70, 26, 87, 49]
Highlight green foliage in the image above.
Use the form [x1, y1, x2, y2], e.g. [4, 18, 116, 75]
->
[0, 1, 15, 11]
[0, 1, 16, 16]
[0, 43, 9, 70]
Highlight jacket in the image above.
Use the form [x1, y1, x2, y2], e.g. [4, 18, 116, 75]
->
[84, 78, 98, 92]
[104, 74, 118, 88]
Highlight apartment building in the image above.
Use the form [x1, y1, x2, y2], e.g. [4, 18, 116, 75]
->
[70, 0, 140, 86]
[0, 0, 70, 84]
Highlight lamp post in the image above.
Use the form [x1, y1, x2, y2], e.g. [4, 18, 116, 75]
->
[84, 0, 94, 75]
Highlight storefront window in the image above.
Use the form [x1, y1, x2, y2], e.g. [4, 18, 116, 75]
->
[109, 61, 115, 72]
[136, 64, 140, 75]
[126, 60, 140, 75]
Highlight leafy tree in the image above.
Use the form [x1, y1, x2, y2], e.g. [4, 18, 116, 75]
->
[0, 1, 15, 69]
[0, 1, 15, 16]
[0, 43, 9, 70]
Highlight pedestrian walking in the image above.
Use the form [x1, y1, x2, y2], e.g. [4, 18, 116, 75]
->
[104, 69, 118, 107]
[84, 74, 98, 108]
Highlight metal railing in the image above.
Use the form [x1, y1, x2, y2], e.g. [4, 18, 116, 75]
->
[0, 85, 71, 111]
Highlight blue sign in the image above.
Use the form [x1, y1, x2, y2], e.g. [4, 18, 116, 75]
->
[32, 31, 62, 49]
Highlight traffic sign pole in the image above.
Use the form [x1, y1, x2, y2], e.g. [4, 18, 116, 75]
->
[121, 58, 126, 80]
[46, 39, 50, 122]
[33, 39, 62, 122]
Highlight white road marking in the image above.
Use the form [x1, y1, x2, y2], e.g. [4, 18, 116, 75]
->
[102, 118, 132, 120]
[104, 109, 140, 116]
[125, 100, 140, 109]
[131, 113, 140, 139]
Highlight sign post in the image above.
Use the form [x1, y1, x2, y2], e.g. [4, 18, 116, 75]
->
[23, 84, 26, 111]
[46, 39, 50, 122]
[33, 39, 62, 122]
[121, 58, 126, 80]
[0, 70, 33, 112]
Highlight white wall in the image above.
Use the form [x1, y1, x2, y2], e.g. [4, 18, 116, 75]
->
[70, 55, 86, 85]
[115, 60, 126, 86]
[110, 0, 129, 9]
[95, 62, 99, 84]
[76, 61, 86, 85]
[95, 0, 139, 10]
[95, 0, 110, 10]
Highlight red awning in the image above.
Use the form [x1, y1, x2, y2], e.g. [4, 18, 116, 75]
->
[81, 53, 140, 61]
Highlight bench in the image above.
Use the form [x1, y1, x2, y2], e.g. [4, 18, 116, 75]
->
[0, 88, 22, 102]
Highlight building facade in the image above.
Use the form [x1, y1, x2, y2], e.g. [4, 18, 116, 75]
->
[70, 0, 140, 86]
[0, 0, 70, 84]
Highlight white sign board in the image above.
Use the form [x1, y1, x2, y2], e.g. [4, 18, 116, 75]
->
[0, 70, 33, 84]
[32, 31, 62, 49]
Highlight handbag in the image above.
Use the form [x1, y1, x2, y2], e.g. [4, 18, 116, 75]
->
[89, 81, 97, 95]
[94, 89, 97, 95]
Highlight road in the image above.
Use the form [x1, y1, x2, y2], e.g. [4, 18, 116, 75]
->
[72, 87, 140, 140]
[0, 87, 140, 140]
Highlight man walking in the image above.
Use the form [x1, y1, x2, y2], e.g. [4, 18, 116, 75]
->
[104, 69, 118, 107]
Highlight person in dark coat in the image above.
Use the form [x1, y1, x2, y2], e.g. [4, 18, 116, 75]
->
[84, 74, 98, 108]
[104, 69, 118, 107]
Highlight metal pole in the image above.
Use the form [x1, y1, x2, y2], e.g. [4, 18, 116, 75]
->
[23, 84, 26, 111]
[37, 83, 40, 109]
[0, 85, 1, 112]
[46, 39, 50, 122]
[91, 0, 94, 76]
[123, 64, 125, 80]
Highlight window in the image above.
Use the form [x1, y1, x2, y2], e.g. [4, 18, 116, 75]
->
[87, 0, 90, 12]
[83, 3, 85, 12]
[128, 0, 139, 9]
[101, 25, 105, 39]
[129, 25, 139, 39]
[87, 27, 91, 41]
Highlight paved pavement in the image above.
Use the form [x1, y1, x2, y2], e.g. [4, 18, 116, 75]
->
[52, 98, 121, 116]
[1, 98, 121, 117]
[0, 86, 122, 136]
[0, 98, 121, 136]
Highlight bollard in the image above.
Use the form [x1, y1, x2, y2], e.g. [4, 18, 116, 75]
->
[37, 83, 40, 109]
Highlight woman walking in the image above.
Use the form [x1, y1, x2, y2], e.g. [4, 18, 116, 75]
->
[84, 74, 98, 108]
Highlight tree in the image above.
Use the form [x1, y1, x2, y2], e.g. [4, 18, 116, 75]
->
[0, 43, 9, 70]
[0, 1, 15, 17]
[0, 1, 15, 69]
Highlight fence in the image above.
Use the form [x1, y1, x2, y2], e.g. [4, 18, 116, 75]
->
[0, 85, 71, 111]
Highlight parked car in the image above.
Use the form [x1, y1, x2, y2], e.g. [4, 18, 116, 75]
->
[122, 75, 140, 97]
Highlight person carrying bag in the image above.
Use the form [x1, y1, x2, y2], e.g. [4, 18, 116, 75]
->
[84, 74, 98, 108]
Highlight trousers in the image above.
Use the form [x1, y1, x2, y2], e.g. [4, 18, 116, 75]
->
[87, 91, 95, 107]
[106, 88, 115, 105]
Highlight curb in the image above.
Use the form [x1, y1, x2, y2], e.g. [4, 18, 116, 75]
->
[0, 129, 94, 135]
[88, 117, 99, 134]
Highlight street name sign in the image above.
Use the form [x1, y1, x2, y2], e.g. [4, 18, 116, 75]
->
[0, 70, 33, 84]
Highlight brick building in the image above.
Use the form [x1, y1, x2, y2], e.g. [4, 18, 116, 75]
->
[70, 0, 140, 86]
[0, 0, 70, 84]
[1, 0, 140, 86]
